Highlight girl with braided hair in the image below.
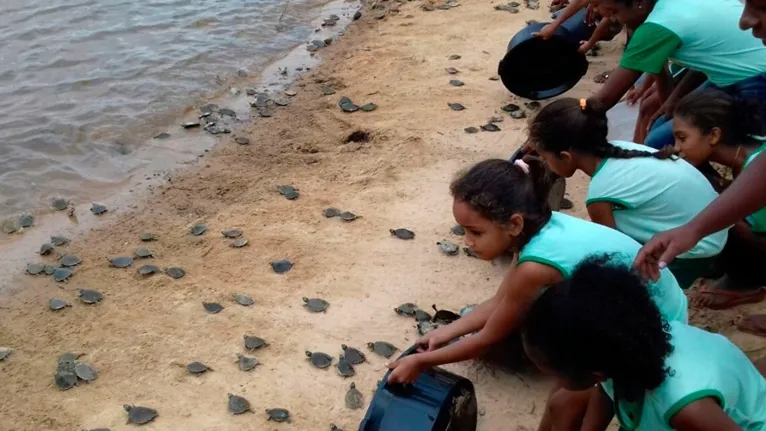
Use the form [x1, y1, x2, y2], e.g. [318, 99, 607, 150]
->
[530, 97, 727, 288]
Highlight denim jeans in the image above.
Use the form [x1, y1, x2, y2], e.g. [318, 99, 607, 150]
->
[644, 73, 766, 149]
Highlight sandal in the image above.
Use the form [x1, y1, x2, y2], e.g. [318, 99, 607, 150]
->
[691, 286, 766, 310]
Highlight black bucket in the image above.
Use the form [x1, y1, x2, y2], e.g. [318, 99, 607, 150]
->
[358, 345, 478, 431]
[498, 8, 593, 100]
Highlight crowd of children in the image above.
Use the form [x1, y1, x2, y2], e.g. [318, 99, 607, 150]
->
[384, 0, 766, 429]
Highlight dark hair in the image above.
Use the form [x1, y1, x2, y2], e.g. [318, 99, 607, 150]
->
[529, 98, 674, 160]
[522, 254, 673, 402]
[450, 157, 553, 243]
[674, 89, 765, 146]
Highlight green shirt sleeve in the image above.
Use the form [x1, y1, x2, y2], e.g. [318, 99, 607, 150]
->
[620, 22, 682, 74]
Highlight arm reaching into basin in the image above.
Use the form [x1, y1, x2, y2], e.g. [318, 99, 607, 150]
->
[535, 0, 589, 40]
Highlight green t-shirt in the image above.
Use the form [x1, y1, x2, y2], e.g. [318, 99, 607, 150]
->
[610, 322, 766, 431]
[518, 212, 688, 323]
[586, 141, 727, 259]
[744, 142, 766, 232]
[620, 0, 766, 86]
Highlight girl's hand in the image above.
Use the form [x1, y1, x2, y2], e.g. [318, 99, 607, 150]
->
[533, 23, 558, 40]
[416, 327, 452, 352]
[386, 355, 426, 384]
[585, 3, 597, 26]
[578, 40, 595, 54]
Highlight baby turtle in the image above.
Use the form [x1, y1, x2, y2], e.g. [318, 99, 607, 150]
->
[339, 211, 360, 222]
[394, 303, 419, 316]
[464, 126, 479, 134]
[244, 335, 268, 350]
[337, 355, 355, 377]
[360, 103, 377, 112]
[19, 214, 34, 228]
[266, 408, 291, 422]
[271, 259, 293, 274]
[414, 309, 433, 322]
[306, 351, 333, 369]
[390, 228, 415, 240]
[110, 256, 133, 268]
[448, 102, 465, 111]
[323, 208, 341, 218]
[230, 238, 248, 248]
[341, 344, 366, 365]
[417, 320, 439, 336]
[58, 352, 82, 363]
[451, 225, 465, 235]
[51, 235, 70, 246]
[338, 96, 360, 113]
[75, 363, 98, 381]
[222, 229, 242, 238]
[182, 121, 201, 128]
[481, 123, 501, 132]
[60, 254, 82, 267]
[232, 293, 254, 306]
[44, 264, 59, 275]
[525, 101, 541, 110]
[137, 265, 160, 276]
[186, 361, 211, 375]
[303, 297, 329, 313]
[154, 132, 171, 139]
[277, 184, 299, 200]
[237, 354, 259, 371]
[79, 289, 103, 304]
[203, 302, 224, 314]
[40, 243, 54, 256]
[124, 405, 158, 425]
[510, 110, 526, 119]
[449, 79, 464, 87]
[49, 298, 71, 311]
[53, 267, 73, 282]
[445, 67, 460, 74]
[90, 203, 107, 215]
[190, 224, 208, 236]
[367, 341, 398, 359]
[55, 369, 78, 391]
[432, 304, 461, 324]
[228, 394, 251, 415]
[448, 54, 461, 60]
[331, 425, 344, 431]
[27, 263, 45, 275]
[135, 248, 153, 258]
[235, 136, 250, 145]
[437, 240, 460, 256]
[345, 382, 364, 409]
[139, 232, 156, 241]
[0, 347, 11, 361]
[52, 198, 70, 211]
[166, 267, 185, 279]
[501, 103, 520, 113]
[463, 247, 479, 258]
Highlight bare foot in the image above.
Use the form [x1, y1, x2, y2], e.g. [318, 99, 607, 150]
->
[737, 314, 766, 338]
[689, 276, 765, 310]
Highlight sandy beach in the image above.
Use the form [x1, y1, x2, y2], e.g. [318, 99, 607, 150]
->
[2, 0, 765, 429]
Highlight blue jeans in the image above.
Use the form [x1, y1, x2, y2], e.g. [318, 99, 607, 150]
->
[644, 73, 766, 149]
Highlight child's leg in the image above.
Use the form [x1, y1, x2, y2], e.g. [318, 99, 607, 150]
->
[538, 387, 595, 431]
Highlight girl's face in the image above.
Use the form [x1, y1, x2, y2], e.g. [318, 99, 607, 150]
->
[535, 148, 577, 179]
[452, 199, 520, 260]
[672, 116, 717, 167]
[741, 0, 766, 44]
[597, 0, 649, 28]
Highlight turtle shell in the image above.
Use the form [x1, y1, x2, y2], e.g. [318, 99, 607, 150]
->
[394, 303, 418, 316]
[414, 309, 433, 322]
[341, 345, 366, 365]
[222, 229, 242, 238]
[0, 347, 11, 361]
[49, 298, 71, 311]
[139, 232, 156, 241]
[367, 341, 397, 358]
[345, 382, 363, 409]
[19, 214, 34, 228]
[232, 293, 254, 306]
[55, 370, 77, 391]
[336, 355, 355, 377]
[450, 225, 466, 235]
[124, 405, 158, 425]
[53, 267, 73, 282]
[52, 198, 70, 211]
[448, 102, 466, 111]
[389, 229, 415, 240]
[58, 352, 82, 363]
[302, 297, 329, 312]
[109, 256, 133, 268]
[230, 239, 248, 248]
[323, 208, 341, 218]
[266, 408, 290, 422]
[437, 240, 459, 256]
[135, 248, 153, 258]
[244, 335, 267, 350]
[27, 263, 45, 275]
[306, 351, 333, 369]
[79, 289, 103, 304]
[190, 224, 208, 236]
[60, 254, 82, 267]
[228, 394, 251, 415]
[166, 267, 185, 279]
[75, 363, 98, 381]
[432, 304, 461, 324]
[203, 302, 224, 314]
[237, 354, 259, 371]
[40, 243, 54, 256]
[137, 265, 160, 276]
[186, 361, 210, 374]
[44, 264, 60, 275]
[51, 236, 70, 246]
[277, 185, 299, 200]
[90, 203, 108, 215]
[339, 211, 360, 222]
[271, 259, 293, 274]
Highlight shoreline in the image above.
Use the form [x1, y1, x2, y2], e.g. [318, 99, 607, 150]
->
[1, 0, 765, 429]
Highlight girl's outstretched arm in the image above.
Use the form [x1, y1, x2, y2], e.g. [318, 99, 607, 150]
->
[579, 18, 617, 54]
[534, 0, 589, 40]
[586, 202, 617, 230]
[581, 387, 614, 431]
[592, 67, 644, 110]
[669, 398, 741, 431]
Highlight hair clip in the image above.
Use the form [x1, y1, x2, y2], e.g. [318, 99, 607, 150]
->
[514, 159, 530, 174]
[579, 98, 587, 111]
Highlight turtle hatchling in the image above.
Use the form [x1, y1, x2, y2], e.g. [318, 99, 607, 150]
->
[0, 347, 11, 361]
[166, 267, 185, 279]
[345, 382, 364, 409]
[79, 289, 103, 304]
[75, 363, 98, 381]
[277, 184, 299, 200]
[222, 229, 242, 238]
[44, 264, 59, 275]
[323, 208, 341, 218]
[303, 297, 329, 313]
[51, 235, 70, 246]
[40, 243, 54, 256]
[90, 203, 107, 215]
[449, 79, 464, 87]
[445, 67, 460, 74]
[203, 302, 224, 314]
[244, 335, 268, 350]
[437, 240, 460, 256]
[337, 355, 355, 377]
[124, 405, 158, 425]
[448, 102, 466, 111]
[228, 394, 251, 415]
[451, 225, 465, 235]
[414, 309, 433, 322]
[338, 96, 360, 113]
[186, 361, 211, 375]
[306, 350, 333, 369]
[417, 320, 439, 336]
[367, 341, 397, 358]
[271, 259, 293, 274]
[341, 344, 366, 365]
[360, 103, 377, 112]
[510, 110, 526, 119]
[55, 369, 77, 391]
[27, 263, 45, 275]
[53, 267, 73, 282]
[52, 198, 70, 211]
[331, 425, 344, 431]
[135, 248, 153, 258]
[481, 123, 501, 132]
[432, 304, 461, 324]
[394, 303, 418, 316]
[137, 265, 160, 276]
[390, 228, 415, 240]
[232, 293, 254, 306]
[464, 126, 479, 134]
[266, 408, 291, 422]
[463, 247, 479, 258]
[60, 254, 82, 267]
[49, 298, 71, 311]
[230, 238, 248, 248]
[139, 232, 156, 241]
[339, 211, 360, 222]
[190, 224, 208, 236]
[237, 354, 259, 371]
[110, 256, 133, 268]
[19, 214, 34, 228]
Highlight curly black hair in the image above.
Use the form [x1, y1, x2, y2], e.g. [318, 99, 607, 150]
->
[450, 157, 553, 244]
[529, 98, 675, 161]
[522, 254, 673, 402]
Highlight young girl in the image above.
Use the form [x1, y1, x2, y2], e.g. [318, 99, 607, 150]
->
[523, 255, 766, 431]
[535, 0, 624, 54]
[672, 89, 766, 311]
[386, 157, 687, 383]
[529, 97, 727, 289]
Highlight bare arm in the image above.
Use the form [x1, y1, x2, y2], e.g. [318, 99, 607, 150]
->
[586, 202, 618, 230]
[580, 386, 615, 431]
[669, 398, 742, 431]
[666, 70, 707, 105]
[591, 67, 644, 110]
[535, 0, 588, 39]
[580, 18, 616, 53]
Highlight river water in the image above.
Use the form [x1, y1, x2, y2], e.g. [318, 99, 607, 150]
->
[0, 0, 350, 219]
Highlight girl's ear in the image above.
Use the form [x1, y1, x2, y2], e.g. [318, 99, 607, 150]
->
[506, 213, 525, 237]
[559, 150, 574, 164]
[709, 127, 722, 147]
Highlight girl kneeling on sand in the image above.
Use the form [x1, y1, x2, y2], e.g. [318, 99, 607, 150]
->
[386, 157, 687, 383]
[529, 97, 727, 289]
[523, 255, 766, 431]
[671, 89, 766, 312]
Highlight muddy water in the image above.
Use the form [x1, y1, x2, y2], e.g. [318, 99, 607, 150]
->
[0, 0, 354, 219]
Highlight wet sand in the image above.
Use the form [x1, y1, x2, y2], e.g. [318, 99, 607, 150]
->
[1, 0, 765, 430]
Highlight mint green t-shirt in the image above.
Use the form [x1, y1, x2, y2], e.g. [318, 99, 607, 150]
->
[620, 0, 766, 86]
[744, 143, 766, 233]
[586, 141, 727, 259]
[518, 212, 688, 323]
[611, 322, 766, 431]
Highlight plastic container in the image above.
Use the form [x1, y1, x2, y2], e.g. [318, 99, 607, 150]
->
[358, 345, 478, 431]
[497, 8, 593, 100]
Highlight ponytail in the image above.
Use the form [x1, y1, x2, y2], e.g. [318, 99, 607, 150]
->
[675, 89, 765, 146]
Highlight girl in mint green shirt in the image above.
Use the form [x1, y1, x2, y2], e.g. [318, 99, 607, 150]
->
[529, 97, 726, 289]
[673, 89, 766, 310]
[523, 255, 766, 431]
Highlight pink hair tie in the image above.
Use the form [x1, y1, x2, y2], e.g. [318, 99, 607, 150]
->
[514, 159, 530, 174]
